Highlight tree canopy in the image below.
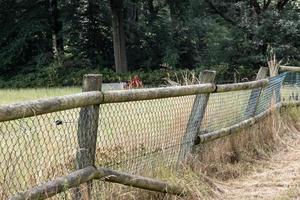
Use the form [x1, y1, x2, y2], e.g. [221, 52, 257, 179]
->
[0, 0, 299, 87]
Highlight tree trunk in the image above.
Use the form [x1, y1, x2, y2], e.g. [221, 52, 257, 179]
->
[110, 0, 128, 73]
[49, 0, 64, 59]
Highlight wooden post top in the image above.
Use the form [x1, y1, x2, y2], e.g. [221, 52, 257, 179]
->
[256, 67, 268, 80]
[82, 74, 102, 92]
[199, 70, 216, 84]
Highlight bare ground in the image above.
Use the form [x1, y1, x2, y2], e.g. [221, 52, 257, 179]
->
[220, 122, 300, 200]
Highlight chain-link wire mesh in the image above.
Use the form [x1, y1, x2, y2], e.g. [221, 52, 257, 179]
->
[201, 90, 252, 133]
[1, 72, 300, 199]
[255, 72, 287, 115]
[199, 74, 288, 135]
[0, 109, 81, 199]
[95, 96, 195, 172]
[282, 72, 300, 103]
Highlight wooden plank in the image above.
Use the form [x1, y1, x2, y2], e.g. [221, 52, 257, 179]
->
[244, 67, 268, 119]
[177, 70, 216, 163]
[10, 166, 185, 200]
[74, 74, 102, 200]
[0, 91, 102, 122]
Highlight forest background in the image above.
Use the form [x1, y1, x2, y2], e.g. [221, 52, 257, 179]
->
[0, 0, 299, 87]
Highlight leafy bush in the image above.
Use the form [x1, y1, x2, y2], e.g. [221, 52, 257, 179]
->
[0, 60, 257, 88]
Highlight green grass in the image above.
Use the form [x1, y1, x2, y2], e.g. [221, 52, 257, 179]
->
[0, 87, 80, 105]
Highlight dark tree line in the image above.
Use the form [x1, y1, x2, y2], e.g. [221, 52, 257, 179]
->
[0, 0, 299, 87]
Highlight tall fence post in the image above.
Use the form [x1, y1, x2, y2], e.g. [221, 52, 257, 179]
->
[177, 70, 216, 164]
[245, 67, 268, 118]
[74, 74, 102, 200]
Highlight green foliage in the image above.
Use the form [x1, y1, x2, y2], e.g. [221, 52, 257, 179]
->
[0, 0, 52, 72]
[0, 61, 255, 88]
[0, 0, 299, 88]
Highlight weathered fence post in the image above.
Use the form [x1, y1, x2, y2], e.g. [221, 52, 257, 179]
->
[245, 67, 268, 118]
[270, 64, 283, 104]
[177, 70, 216, 164]
[74, 74, 102, 200]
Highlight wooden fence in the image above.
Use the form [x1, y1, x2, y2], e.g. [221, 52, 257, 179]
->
[1, 66, 300, 199]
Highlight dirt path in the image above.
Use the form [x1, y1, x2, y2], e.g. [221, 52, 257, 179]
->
[220, 127, 300, 199]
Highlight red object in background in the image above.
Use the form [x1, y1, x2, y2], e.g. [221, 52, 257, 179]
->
[124, 75, 144, 89]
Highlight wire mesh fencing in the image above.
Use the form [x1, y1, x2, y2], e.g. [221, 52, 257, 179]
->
[0, 109, 80, 199]
[255, 72, 287, 114]
[96, 95, 195, 172]
[0, 71, 300, 199]
[282, 72, 300, 103]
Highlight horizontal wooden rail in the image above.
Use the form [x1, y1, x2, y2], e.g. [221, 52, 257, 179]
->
[10, 166, 185, 200]
[215, 79, 268, 93]
[0, 79, 269, 122]
[0, 91, 103, 122]
[280, 65, 300, 72]
[101, 79, 268, 104]
[101, 83, 215, 103]
[196, 103, 282, 144]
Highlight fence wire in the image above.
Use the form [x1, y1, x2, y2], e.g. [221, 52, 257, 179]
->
[0, 72, 300, 199]
[282, 72, 300, 103]
[0, 109, 81, 199]
[255, 72, 287, 114]
[96, 95, 195, 172]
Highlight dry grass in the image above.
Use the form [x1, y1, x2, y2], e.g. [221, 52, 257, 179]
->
[193, 106, 300, 200]
[219, 107, 300, 200]
[89, 167, 218, 200]
[0, 87, 80, 105]
[35, 161, 218, 200]
[191, 110, 281, 181]
[68, 106, 300, 200]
